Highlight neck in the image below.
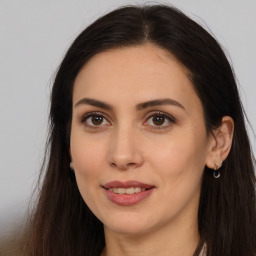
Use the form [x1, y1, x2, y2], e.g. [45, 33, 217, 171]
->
[102, 216, 200, 256]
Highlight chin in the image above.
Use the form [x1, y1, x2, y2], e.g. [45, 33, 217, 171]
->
[101, 212, 161, 236]
[105, 223, 153, 236]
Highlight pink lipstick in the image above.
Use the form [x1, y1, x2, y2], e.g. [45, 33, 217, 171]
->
[103, 180, 155, 206]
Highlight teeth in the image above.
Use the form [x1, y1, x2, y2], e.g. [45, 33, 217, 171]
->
[109, 187, 147, 194]
[126, 187, 136, 194]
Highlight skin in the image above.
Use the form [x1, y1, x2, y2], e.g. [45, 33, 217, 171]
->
[70, 43, 234, 256]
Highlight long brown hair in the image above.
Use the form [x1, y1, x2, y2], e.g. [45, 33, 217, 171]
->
[22, 4, 256, 256]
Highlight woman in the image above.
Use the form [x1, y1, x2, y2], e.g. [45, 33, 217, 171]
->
[22, 4, 255, 256]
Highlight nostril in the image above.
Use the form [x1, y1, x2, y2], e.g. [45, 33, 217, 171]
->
[127, 162, 136, 166]
[110, 161, 138, 170]
[110, 162, 117, 167]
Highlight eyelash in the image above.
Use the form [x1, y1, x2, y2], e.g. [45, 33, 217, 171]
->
[145, 112, 177, 130]
[80, 111, 176, 130]
[80, 112, 110, 130]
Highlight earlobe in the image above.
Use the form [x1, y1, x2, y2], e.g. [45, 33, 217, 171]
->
[70, 162, 75, 169]
[205, 116, 234, 169]
[69, 148, 75, 169]
[69, 148, 74, 170]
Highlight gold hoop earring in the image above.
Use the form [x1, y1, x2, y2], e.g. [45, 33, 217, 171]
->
[213, 160, 222, 179]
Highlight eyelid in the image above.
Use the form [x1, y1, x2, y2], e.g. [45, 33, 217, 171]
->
[80, 111, 111, 127]
[79, 110, 177, 130]
[143, 111, 177, 129]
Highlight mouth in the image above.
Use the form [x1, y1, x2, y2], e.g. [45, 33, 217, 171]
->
[102, 180, 155, 205]
[106, 187, 150, 194]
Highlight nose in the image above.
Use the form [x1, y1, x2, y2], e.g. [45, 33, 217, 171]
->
[108, 126, 144, 170]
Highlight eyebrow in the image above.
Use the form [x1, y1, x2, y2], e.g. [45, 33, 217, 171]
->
[74, 97, 185, 111]
[75, 98, 112, 110]
[136, 98, 185, 111]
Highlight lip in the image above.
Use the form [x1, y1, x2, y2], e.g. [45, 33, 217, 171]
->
[103, 180, 155, 206]
[103, 180, 155, 189]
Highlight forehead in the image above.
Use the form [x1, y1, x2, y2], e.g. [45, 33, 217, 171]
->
[73, 43, 200, 112]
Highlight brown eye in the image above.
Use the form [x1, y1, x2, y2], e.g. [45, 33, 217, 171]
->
[91, 115, 104, 125]
[152, 115, 165, 126]
[81, 113, 110, 128]
[145, 112, 176, 129]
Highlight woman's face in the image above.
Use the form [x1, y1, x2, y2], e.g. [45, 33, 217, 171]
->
[70, 43, 213, 236]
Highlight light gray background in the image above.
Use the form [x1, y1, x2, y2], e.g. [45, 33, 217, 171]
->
[0, 0, 255, 238]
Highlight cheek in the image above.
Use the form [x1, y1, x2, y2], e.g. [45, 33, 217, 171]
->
[148, 127, 208, 188]
[71, 132, 107, 176]
[151, 136, 205, 169]
[70, 133, 108, 213]
[147, 135, 206, 218]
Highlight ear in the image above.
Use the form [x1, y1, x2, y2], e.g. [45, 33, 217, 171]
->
[205, 116, 234, 169]
[70, 162, 75, 169]
[69, 148, 75, 169]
